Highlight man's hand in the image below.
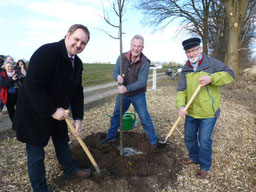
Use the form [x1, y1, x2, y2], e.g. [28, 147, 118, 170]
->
[118, 85, 127, 94]
[117, 74, 124, 84]
[199, 75, 211, 86]
[73, 120, 82, 137]
[178, 107, 187, 117]
[52, 108, 67, 121]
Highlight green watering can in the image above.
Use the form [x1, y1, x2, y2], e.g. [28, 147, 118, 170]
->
[108, 112, 137, 131]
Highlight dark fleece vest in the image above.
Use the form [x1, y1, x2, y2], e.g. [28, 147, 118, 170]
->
[122, 52, 149, 96]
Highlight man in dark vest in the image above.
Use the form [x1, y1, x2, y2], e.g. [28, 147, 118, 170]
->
[100, 34, 165, 151]
[12, 24, 91, 192]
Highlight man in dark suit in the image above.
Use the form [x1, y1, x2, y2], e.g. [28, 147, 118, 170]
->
[12, 24, 91, 192]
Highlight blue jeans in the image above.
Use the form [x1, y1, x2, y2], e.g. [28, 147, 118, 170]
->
[26, 136, 79, 192]
[107, 93, 158, 144]
[184, 115, 217, 171]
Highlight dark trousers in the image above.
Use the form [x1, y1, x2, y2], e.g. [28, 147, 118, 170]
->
[6, 93, 17, 121]
[26, 136, 79, 192]
[0, 99, 4, 110]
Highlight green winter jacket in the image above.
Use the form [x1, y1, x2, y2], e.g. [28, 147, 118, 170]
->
[176, 53, 235, 118]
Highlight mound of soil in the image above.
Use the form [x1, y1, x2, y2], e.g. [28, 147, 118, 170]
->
[54, 132, 184, 192]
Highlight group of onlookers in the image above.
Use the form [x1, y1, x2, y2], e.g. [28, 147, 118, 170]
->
[0, 55, 27, 121]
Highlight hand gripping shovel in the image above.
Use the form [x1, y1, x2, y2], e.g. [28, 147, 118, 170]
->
[162, 84, 202, 144]
[65, 110, 110, 177]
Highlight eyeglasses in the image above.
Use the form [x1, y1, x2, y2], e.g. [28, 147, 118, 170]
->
[185, 46, 200, 54]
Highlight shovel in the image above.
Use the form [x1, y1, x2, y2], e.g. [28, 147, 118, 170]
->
[162, 84, 202, 144]
[165, 120, 184, 139]
[65, 110, 110, 177]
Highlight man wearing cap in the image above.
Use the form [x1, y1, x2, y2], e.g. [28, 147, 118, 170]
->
[176, 37, 235, 179]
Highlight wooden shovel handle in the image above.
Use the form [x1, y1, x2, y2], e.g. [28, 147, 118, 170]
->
[64, 110, 101, 174]
[164, 85, 202, 142]
[183, 85, 202, 111]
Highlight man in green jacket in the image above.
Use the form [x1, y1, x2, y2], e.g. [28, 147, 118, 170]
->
[177, 37, 235, 179]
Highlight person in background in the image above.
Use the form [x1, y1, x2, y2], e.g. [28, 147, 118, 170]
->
[0, 55, 5, 112]
[6, 56, 13, 61]
[100, 34, 166, 151]
[12, 24, 91, 192]
[0, 61, 23, 121]
[6, 56, 17, 70]
[177, 37, 235, 179]
[0, 55, 4, 68]
[17, 59, 27, 78]
[6, 56, 13, 62]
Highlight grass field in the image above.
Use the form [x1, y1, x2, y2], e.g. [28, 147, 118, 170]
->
[83, 63, 115, 87]
[82, 63, 169, 87]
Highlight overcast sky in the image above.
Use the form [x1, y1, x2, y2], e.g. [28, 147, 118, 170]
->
[0, 0, 190, 64]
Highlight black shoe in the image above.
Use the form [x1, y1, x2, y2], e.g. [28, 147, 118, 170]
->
[64, 168, 92, 180]
[151, 142, 166, 151]
[100, 136, 116, 144]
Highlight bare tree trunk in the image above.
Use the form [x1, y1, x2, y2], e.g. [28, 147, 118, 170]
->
[118, 1, 124, 156]
[202, 7, 209, 55]
[102, 0, 126, 156]
[223, 0, 250, 77]
[226, 20, 240, 75]
[202, 32, 208, 55]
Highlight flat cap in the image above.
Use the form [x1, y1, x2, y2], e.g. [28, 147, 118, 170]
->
[182, 37, 201, 51]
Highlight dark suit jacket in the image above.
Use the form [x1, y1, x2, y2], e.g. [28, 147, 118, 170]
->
[12, 39, 84, 147]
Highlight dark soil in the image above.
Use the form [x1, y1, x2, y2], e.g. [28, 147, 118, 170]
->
[52, 131, 184, 192]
